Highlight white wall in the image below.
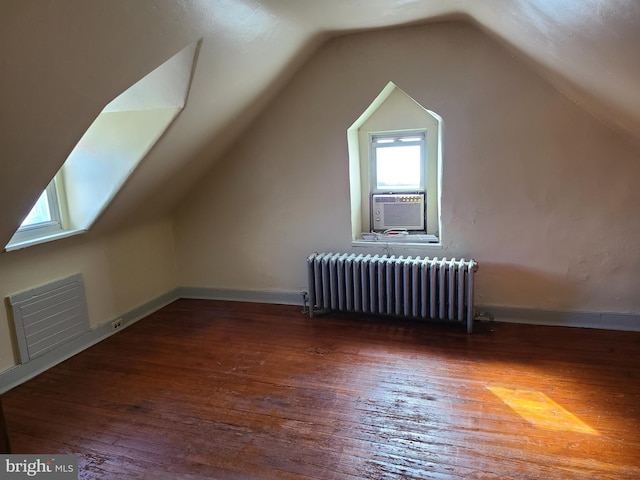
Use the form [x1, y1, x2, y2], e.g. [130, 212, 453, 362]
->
[0, 219, 178, 373]
[174, 21, 640, 317]
[62, 108, 180, 230]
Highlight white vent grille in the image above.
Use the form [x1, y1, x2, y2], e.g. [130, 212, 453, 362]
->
[8, 274, 90, 364]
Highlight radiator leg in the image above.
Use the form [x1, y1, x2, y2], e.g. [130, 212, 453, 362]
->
[466, 262, 478, 333]
[307, 255, 316, 318]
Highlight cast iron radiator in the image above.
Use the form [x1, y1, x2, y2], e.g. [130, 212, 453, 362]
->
[306, 253, 479, 333]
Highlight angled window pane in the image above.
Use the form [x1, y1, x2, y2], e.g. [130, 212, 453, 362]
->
[12, 180, 63, 246]
[21, 190, 52, 227]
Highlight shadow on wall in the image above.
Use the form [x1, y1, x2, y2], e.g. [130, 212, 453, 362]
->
[476, 262, 578, 312]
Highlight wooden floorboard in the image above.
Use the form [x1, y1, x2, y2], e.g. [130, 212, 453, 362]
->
[3, 299, 640, 479]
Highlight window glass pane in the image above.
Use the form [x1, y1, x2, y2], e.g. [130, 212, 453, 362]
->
[21, 191, 51, 227]
[376, 144, 421, 190]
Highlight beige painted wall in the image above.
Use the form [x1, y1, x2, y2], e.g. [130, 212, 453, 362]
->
[0, 219, 178, 373]
[174, 21, 640, 317]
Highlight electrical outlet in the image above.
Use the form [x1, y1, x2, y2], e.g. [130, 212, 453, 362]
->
[111, 318, 123, 330]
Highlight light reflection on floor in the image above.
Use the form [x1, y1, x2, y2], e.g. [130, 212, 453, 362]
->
[487, 386, 598, 435]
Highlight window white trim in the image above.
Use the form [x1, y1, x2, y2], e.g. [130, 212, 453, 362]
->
[9, 179, 64, 246]
[5, 228, 86, 252]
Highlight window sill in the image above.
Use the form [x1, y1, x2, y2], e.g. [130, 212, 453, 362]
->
[352, 233, 442, 249]
[5, 228, 86, 252]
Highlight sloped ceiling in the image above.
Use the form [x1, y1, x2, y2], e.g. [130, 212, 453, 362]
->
[1, 0, 638, 247]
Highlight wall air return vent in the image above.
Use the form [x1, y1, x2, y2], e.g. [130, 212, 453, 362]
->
[7, 274, 90, 364]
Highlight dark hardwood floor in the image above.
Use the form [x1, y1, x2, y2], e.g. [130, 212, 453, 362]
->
[3, 299, 640, 479]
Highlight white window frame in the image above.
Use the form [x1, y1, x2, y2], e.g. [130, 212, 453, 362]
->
[11, 178, 65, 244]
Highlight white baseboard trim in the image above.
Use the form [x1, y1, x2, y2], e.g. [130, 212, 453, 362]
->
[479, 305, 640, 332]
[177, 288, 640, 332]
[177, 286, 305, 306]
[3, 287, 638, 393]
[0, 288, 179, 394]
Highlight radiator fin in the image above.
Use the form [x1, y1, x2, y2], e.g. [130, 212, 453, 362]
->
[307, 253, 478, 332]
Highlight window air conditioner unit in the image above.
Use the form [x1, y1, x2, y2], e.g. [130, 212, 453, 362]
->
[372, 193, 425, 231]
